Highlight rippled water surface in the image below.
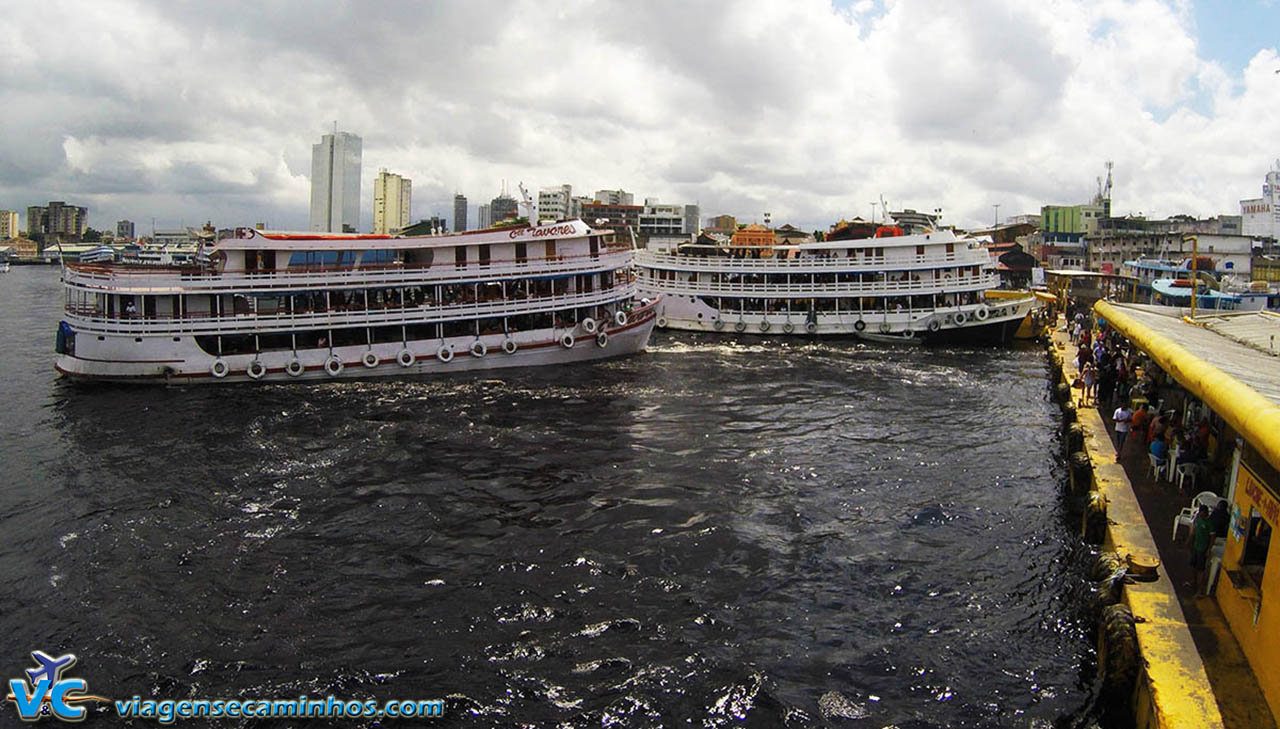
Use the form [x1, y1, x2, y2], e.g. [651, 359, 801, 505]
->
[0, 266, 1097, 727]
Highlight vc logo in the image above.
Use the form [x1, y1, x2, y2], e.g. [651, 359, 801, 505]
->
[6, 651, 108, 722]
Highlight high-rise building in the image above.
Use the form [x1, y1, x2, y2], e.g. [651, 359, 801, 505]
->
[372, 169, 412, 234]
[491, 192, 518, 223]
[27, 201, 88, 240]
[478, 203, 492, 229]
[116, 220, 135, 241]
[538, 184, 573, 222]
[453, 194, 468, 232]
[0, 210, 19, 239]
[310, 130, 362, 232]
[683, 205, 700, 234]
[638, 199, 687, 236]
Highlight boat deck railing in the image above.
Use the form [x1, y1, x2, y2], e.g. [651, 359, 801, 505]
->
[636, 249, 991, 273]
[63, 283, 638, 336]
[638, 271, 999, 296]
[63, 248, 633, 294]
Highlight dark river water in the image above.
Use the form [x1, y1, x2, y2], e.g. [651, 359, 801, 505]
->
[0, 266, 1099, 727]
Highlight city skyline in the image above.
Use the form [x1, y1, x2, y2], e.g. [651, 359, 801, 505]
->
[2, 1, 1279, 233]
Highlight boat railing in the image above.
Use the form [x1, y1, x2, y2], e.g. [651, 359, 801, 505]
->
[62, 283, 638, 336]
[62, 248, 634, 293]
[635, 249, 985, 272]
[637, 272, 999, 296]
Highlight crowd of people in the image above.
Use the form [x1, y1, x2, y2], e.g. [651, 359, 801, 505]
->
[1066, 305, 1227, 597]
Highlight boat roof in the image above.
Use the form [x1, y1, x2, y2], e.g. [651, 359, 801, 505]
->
[679, 229, 964, 252]
[212, 219, 601, 251]
[1150, 279, 1240, 301]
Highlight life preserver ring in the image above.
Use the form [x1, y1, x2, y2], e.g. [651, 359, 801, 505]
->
[614, 311, 628, 327]
[901, 329, 916, 339]
[928, 318, 941, 333]
[854, 319, 866, 332]
[286, 358, 304, 377]
[734, 321, 746, 333]
[974, 305, 990, 321]
[247, 359, 267, 379]
[437, 344, 453, 363]
[879, 322, 892, 334]
[581, 317, 598, 334]
[362, 351, 379, 368]
[783, 322, 794, 334]
[759, 320, 770, 332]
[713, 319, 724, 330]
[210, 358, 229, 378]
[397, 348, 415, 367]
[560, 332, 575, 348]
[324, 355, 343, 377]
[596, 332, 609, 348]
[502, 338, 518, 355]
[657, 316, 668, 328]
[954, 311, 968, 325]
[470, 340, 487, 358]
[805, 321, 817, 334]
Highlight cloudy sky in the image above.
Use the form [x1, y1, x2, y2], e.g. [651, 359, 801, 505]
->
[3, 0, 1279, 234]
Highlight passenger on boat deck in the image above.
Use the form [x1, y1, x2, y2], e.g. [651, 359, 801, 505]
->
[125, 300, 137, 316]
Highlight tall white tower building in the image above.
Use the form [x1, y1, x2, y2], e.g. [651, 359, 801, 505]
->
[310, 130, 362, 232]
[372, 169, 412, 234]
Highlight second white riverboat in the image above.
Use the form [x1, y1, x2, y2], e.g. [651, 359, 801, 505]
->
[636, 223, 1033, 345]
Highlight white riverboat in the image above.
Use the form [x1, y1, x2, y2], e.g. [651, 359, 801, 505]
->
[636, 225, 1034, 345]
[54, 219, 657, 384]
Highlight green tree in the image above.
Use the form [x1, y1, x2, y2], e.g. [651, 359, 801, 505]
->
[82, 227, 102, 242]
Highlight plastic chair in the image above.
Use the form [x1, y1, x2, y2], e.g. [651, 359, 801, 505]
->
[1175, 462, 1199, 493]
[1171, 491, 1222, 541]
[1148, 453, 1168, 482]
[1207, 539, 1228, 595]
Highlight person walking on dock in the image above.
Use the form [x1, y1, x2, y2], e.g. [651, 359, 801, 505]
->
[1112, 404, 1133, 458]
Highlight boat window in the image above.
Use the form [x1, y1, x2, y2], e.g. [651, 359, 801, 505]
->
[515, 243, 527, 262]
[479, 245, 491, 266]
[545, 240, 556, 260]
[289, 250, 341, 268]
[455, 246, 467, 268]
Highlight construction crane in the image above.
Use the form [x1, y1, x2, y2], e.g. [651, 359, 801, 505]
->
[1095, 161, 1113, 217]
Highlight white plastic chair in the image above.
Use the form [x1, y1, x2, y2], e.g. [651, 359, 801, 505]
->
[1175, 462, 1199, 493]
[1148, 453, 1168, 482]
[1171, 491, 1221, 541]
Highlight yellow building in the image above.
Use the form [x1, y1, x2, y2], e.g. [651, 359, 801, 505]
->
[1096, 301, 1280, 723]
[729, 223, 776, 258]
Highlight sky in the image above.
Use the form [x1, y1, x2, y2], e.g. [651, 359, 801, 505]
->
[2, 0, 1279, 234]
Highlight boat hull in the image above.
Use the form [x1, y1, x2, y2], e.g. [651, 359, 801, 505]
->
[55, 306, 657, 385]
[646, 296, 1034, 346]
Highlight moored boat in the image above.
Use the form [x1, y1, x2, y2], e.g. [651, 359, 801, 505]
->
[635, 225, 1034, 345]
[54, 219, 657, 384]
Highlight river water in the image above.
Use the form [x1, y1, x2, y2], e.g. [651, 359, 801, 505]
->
[0, 265, 1099, 727]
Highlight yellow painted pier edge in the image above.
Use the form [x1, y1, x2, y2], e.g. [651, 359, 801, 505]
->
[1051, 326, 1224, 729]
